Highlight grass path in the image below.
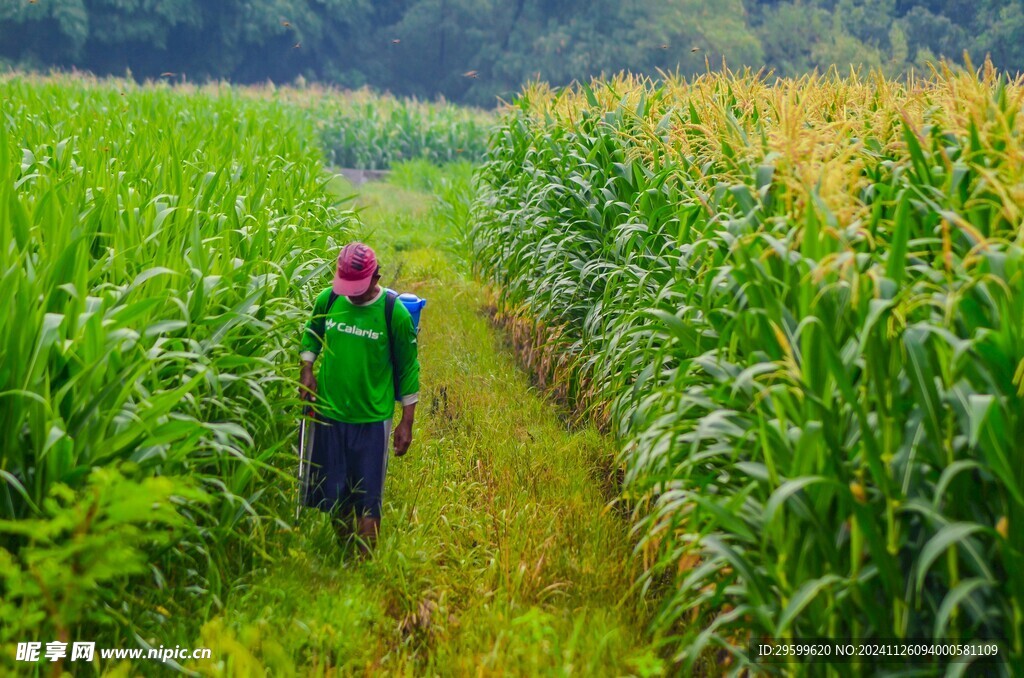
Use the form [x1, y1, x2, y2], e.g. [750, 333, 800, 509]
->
[191, 176, 663, 676]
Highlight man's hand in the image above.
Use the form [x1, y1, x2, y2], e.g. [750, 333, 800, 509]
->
[393, 418, 413, 457]
[299, 362, 317, 402]
[393, 402, 416, 456]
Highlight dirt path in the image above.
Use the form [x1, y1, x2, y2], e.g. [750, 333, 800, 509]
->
[191, 178, 662, 676]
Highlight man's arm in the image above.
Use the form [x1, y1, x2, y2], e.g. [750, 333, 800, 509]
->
[300, 358, 317, 402]
[299, 293, 326, 402]
[393, 402, 415, 456]
[393, 306, 420, 455]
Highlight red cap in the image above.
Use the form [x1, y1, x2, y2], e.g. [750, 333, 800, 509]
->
[332, 242, 378, 296]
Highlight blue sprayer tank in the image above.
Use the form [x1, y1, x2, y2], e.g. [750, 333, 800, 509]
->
[387, 289, 426, 332]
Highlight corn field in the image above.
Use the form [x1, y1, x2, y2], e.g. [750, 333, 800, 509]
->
[4, 64, 1022, 674]
[293, 87, 492, 170]
[0, 74, 351, 656]
[472, 65, 1024, 671]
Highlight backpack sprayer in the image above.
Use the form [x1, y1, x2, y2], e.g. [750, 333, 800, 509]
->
[388, 289, 427, 332]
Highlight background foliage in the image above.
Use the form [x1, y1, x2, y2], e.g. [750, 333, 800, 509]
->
[1, 0, 1023, 106]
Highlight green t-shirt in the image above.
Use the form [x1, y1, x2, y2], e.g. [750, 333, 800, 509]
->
[300, 287, 420, 423]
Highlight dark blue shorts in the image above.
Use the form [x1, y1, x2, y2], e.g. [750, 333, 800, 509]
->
[303, 416, 392, 519]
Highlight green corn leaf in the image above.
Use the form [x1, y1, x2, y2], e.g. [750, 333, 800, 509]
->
[903, 325, 945, 463]
[886, 190, 912, 284]
[915, 523, 991, 594]
[933, 577, 992, 638]
[775, 574, 843, 637]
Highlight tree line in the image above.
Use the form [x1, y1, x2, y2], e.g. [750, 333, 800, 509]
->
[1, 0, 1021, 106]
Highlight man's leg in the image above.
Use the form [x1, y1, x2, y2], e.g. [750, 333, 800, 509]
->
[347, 420, 391, 554]
[307, 416, 353, 537]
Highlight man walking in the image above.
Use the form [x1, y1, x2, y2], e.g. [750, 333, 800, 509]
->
[299, 242, 420, 551]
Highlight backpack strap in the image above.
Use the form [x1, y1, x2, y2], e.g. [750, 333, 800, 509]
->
[309, 291, 339, 347]
[384, 290, 399, 401]
[314, 292, 339, 339]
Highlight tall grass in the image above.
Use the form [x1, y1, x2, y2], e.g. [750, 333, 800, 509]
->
[472, 65, 1024, 672]
[0, 74, 352, 660]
